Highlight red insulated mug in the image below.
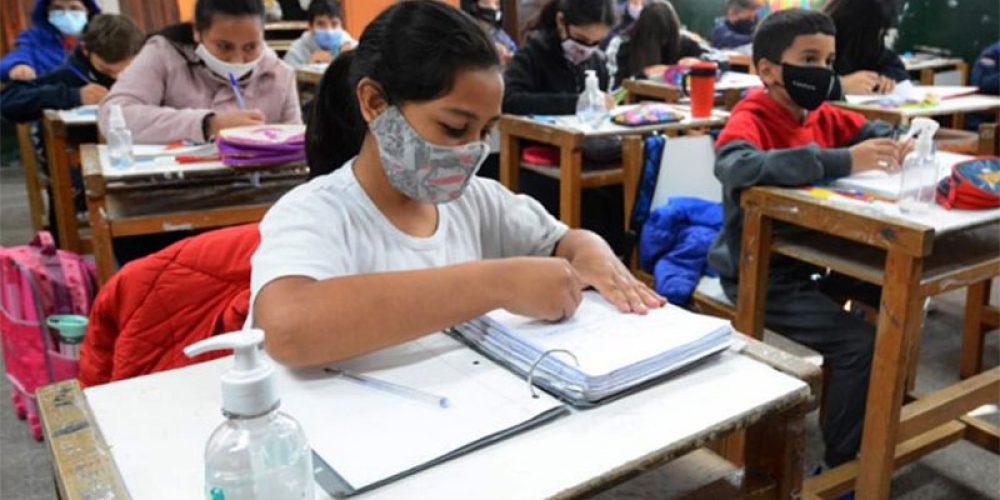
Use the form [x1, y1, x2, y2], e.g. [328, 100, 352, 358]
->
[681, 61, 718, 118]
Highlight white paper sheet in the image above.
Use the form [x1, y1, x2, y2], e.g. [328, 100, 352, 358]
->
[55, 104, 98, 125]
[844, 82, 979, 105]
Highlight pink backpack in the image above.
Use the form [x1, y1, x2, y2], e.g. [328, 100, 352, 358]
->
[0, 232, 98, 439]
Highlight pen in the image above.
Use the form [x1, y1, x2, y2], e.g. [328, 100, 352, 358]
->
[325, 368, 451, 409]
[228, 72, 246, 109]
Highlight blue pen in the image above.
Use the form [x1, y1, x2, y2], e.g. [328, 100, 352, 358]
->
[228, 72, 246, 109]
[325, 368, 451, 409]
[66, 64, 91, 84]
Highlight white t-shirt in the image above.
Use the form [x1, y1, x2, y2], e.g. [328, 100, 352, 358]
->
[249, 161, 569, 318]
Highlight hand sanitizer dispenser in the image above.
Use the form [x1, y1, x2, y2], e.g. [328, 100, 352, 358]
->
[898, 117, 940, 214]
[576, 69, 608, 130]
[184, 330, 314, 500]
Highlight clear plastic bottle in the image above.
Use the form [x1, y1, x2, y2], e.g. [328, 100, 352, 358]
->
[106, 104, 133, 169]
[184, 330, 314, 500]
[576, 69, 608, 130]
[898, 117, 940, 214]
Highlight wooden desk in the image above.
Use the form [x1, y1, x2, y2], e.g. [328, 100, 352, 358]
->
[295, 63, 327, 99]
[40, 333, 819, 499]
[81, 144, 307, 284]
[734, 186, 1000, 499]
[623, 72, 763, 110]
[903, 56, 969, 86]
[832, 94, 1000, 127]
[41, 107, 99, 253]
[267, 39, 293, 56]
[499, 105, 728, 228]
[265, 20, 308, 40]
[725, 53, 755, 75]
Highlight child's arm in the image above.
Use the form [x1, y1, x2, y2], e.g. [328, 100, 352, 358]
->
[255, 258, 583, 367]
[282, 35, 312, 68]
[0, 80, 82, 123]
[715, 140, 853, 190]
[0, 32, 39, 81]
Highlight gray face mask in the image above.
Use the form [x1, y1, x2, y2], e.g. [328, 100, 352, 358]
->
[370, 106, 489, 204]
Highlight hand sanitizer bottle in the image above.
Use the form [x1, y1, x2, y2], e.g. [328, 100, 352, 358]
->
[184, 330, 314, 500]
[106, 104, 133, 169]
[898, 117, 940, 214]
[576, 69, 608, 130]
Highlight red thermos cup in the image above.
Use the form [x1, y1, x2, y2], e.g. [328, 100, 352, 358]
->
[682, 61, 718, 118]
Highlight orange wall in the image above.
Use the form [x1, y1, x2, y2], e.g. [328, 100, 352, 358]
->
[176, 0, 460, 36]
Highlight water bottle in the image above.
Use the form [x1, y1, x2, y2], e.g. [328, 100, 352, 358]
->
[107, 104, 133, 168]
[898, 118, 940, 214]
[576, 69, 608, 130]
[184, 330, 314, 500]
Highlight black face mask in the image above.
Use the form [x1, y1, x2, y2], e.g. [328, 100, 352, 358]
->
[730, 18, 755, 35]
[779, 63, 837, 111]
[473, 6, 502, 25]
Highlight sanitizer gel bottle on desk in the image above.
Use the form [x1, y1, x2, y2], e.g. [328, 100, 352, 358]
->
[106, 104, 133, 169]
[576, 69, 608, 130]
[184, 330, 314, 500]
[898, 117, 940, 214]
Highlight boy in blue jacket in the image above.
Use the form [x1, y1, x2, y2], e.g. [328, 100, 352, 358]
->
[1, 14, 144, 123]
[1, 0, 101, 82]
[711, 0, 760, 50]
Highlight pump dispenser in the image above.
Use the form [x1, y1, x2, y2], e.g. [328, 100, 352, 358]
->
[184, 330, 313, 500]
[898, 117, 940, 214]
[576, 69, 608, 130]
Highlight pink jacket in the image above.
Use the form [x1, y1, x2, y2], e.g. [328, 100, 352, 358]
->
[98, 35, 301, 144]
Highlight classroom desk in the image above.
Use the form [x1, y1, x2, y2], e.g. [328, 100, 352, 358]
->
[80, 144, 307, 284]
[39, 333, 820, 499]
[41, 107, 99, 253]
[623, 72, 763, 110]
[832, 94, 1000, 127]
[499, 105, 728, 228]
[265, 20, 308, 39]
[725, 53, 755, 75]
[296, 63, 327, 98]
[902, 56, 969, 86]
[734, 186, 1000, 499]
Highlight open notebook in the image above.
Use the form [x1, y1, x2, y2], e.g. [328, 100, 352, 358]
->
[453, 292, 733, 407]
[832, 151, 969, 199]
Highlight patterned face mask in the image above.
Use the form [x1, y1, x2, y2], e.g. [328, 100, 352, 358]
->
[370, 106, 490, 204]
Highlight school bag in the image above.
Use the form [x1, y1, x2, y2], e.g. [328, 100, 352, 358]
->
[0, 231, 98, 439]
[935, 157, 1000, 210]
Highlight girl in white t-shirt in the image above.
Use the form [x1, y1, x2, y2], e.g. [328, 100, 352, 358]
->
[252, 0, 664, 368]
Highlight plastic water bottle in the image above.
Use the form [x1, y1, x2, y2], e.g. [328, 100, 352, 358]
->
[184, 330, 314, 500]
[576, 69, 608, 130]
[898, 118, 940, 214]
[107, 104, 133, 168]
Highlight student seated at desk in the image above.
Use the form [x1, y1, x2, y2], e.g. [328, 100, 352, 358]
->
[968, 41, 999, 131]
[1, 14, 144, 123]
[461, 0, 517, 66]
[710, 0, 759, 51]
[282, 0, 356, 68]
[599, 0, 643, 50]
[98, 0, 302, 144]
[706, 9, 912, 469]
[252, 0, 665, 367]
[606, 0, 709, 88]
[1, 0, 101, 82]
[503, 0, 617, 115]
[822, 0, 907, 95]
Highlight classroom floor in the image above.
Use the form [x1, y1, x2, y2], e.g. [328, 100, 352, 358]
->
[0, 161, 998, 499]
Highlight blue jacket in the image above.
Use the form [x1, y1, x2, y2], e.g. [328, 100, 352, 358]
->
[0, 0, 101, 82]
[639, 197, 723, 305]
[710, 19, 753, 50]
[1, 46, 113, 123]
[971, 42, 1000, 96]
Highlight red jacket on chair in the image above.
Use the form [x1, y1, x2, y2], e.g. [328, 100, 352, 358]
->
[79, 224, 260, 387]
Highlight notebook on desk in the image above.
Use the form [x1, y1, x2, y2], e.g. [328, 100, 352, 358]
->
[832, 151, 970, 199]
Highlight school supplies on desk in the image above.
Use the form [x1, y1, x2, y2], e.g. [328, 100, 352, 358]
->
[216, 124, 306, 167]
[936, 157, 1000, 210]
[453, 291, 733, 406]
[844, 81, 979, 108]
[611, 103, 683, 127]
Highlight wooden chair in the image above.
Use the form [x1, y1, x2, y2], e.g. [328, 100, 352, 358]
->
[15, 122, 47, 231]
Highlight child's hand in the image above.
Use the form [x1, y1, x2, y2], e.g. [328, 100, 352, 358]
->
[499, 257, 584, 321]
[495, 43, 513, 65]
[572, 253, 666, 315]
[80, 83, 109, 105]
[9, 64, 36, 81]
[603, 91, 617, 110]
[209, 109, 265, 136]
[850, 138, 902, 173]
[841, 70, 880, 95]
[896, 137, 916, 164]
[874, 75, 896, 94]
[310, 50, 334, 64]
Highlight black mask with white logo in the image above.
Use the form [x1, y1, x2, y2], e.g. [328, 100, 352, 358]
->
[780, 63, 838, 110]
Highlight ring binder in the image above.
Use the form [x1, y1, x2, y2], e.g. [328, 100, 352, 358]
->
[527, 349, 579, 399]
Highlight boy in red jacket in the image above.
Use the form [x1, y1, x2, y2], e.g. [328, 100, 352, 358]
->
[707, 8, 912, 469]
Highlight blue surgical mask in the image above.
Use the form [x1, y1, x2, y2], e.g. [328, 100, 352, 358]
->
[313, 28, 345, 52]
[49, 10, 87, 36]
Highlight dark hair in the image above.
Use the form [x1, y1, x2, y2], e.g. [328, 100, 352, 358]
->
[307, 0, 342, 23]
[82, 14, 145, 63]
[624, 1, 680, 77]
[752, 8, 835, 68]
[306, 0, 500, 177]
[526, 0, 617, 35]
[822, 0, 898, 76]
[158, 0, 265, 45]
[727, 0, 758, 12]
